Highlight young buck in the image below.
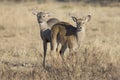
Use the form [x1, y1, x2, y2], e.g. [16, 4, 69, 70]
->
[32, 10, 59, 67]
[51, 14, 91, 58]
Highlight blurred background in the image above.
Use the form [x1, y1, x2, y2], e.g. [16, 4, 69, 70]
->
[0, 0, 120, 80]
[0, 0, 120, 5]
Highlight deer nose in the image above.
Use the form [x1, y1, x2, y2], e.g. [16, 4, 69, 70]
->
[38, 20, 42, 23]
[77, 27, 82, 31]
[38, 19, 43, 23]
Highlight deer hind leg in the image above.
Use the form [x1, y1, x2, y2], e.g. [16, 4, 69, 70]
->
[51, 31, 58, 53]
[51, 40, 57, 54]
[60, 43, 71, 68]
[56, 40, 61, 53]
[50, 40, 59, 53]
[43, 41, 47, 68]
[59, 43, 67, 61]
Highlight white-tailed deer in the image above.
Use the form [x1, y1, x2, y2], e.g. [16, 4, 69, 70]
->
[51, 14, 91, 58]
[32, 9, 59, 67]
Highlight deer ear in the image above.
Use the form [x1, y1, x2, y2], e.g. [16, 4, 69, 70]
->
[84, 15, 91, 22]
[32, 9, 38, 16]
[72, 16, 77, 22]
[44, 12, 51, 17]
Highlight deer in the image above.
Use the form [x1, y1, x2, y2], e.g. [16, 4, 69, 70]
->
[32, 9, 59, 67]
[51, 14, 91, 59]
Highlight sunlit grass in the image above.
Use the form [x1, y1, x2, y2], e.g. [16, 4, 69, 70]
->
[0, 2, 120, 80]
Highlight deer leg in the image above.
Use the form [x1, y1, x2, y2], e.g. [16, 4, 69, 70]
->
[56, 41, 60, 53]
[50, 41, 52, 51]
[60, 43, 67, 61]
[51, 30, 58, 53]
[43, 41, 47, 68]
[59, 44, 69, 68]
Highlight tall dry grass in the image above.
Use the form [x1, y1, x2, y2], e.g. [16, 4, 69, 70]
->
[0, 2, 120, 80]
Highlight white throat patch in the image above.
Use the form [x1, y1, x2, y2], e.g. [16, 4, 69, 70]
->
[39, 22, 50, 31]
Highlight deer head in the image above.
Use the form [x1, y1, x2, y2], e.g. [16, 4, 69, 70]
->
[72, 14, 91, 31]
[32, 9, 51, 23]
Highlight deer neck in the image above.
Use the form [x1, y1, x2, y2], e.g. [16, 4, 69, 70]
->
[76, 25, 86, 47]
[39, 22, 50, 31]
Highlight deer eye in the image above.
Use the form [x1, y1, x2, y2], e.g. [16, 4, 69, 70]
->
[43, 16, 45, 17]
[77, 23, 81, 25]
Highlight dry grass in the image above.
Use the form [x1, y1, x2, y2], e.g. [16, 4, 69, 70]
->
[0, 2, 120, 80]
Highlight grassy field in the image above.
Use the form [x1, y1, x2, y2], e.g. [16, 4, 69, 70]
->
[0, 2, 120, 80]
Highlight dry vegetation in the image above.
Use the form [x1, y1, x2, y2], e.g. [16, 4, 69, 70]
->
[0, 2, 120, 80]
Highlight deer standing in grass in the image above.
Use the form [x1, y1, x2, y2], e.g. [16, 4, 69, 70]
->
[51, 14, 91, 59]
[32, 10, 59, 67]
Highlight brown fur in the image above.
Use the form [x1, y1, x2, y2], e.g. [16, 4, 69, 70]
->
[51, 15, 91, 57]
